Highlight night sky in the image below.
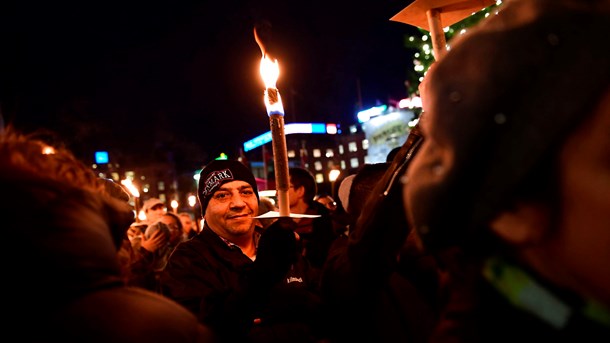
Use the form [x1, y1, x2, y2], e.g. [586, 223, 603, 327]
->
[0, 0, 419, 169]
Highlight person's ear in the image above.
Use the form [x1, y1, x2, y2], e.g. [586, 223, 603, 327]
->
[489, 203, 550, 246]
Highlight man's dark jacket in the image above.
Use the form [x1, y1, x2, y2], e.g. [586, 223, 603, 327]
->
[161, 223, 325, 343]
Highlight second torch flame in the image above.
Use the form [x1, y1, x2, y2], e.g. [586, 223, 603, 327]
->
[259, 55, 291, 216]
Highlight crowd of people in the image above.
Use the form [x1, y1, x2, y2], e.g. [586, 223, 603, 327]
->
[2, 0, 609, 342]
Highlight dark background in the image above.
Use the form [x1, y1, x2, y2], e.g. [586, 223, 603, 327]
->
[0, 0, 419, 168]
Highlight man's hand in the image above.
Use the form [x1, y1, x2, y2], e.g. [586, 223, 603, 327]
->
[250, 218, 299, 289]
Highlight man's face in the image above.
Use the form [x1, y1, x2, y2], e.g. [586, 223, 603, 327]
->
[204, 180, 258, 241]
[146, 204, 166, 223]
[288, 182, 299, 207]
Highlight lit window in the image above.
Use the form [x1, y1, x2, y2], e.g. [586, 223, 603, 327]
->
[340, 160, 346, 169]
[314, 161, 323, 171]
[158, 181, 165, 191]
[288, 150, 296, 158]
[315, 173, 324, 183]
[325, 149, 334, 158]
[313, 149, 321, 158]
[362, 139, 369, 150]
[350, 158, 359, 169]
[348, 142, 358, 152]
[338, 145, 344, 154]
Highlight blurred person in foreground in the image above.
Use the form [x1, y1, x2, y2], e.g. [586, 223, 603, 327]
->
[402, 0, 610, 341]
[162, 160, 325, 343]
[0, 126, 215, 342]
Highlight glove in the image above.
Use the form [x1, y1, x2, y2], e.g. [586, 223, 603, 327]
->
[249, 217, 299, 290]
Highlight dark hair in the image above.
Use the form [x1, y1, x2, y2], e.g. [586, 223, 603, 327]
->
[100, 178, 131, 203]
[386, 147, 401, 162]
[289, 167, 317, 205]
[348, 163, 389, 216]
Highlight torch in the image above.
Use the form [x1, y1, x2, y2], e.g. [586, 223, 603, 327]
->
[121, 178, 141, 222]
[390, 0, 495, 60]
[254, 25, 291, 217]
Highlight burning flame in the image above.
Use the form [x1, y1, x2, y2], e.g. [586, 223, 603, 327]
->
[259, 54, 284, 116]
[260, 56, 279, 89]
[121, 179, 140, 198]
[254, 25, 280, 90]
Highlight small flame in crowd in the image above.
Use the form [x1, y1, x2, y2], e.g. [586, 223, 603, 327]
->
[121, 179, 140, 198]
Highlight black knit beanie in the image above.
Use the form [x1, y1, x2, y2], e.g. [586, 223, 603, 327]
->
[198, 160, 259, 216]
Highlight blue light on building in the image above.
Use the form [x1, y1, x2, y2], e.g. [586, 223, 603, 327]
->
[243, 123, 337, 152]
[95, 151, 109, 164]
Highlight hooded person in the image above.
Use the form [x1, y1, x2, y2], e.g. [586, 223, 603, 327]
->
[402, 0, 610, 341]
[162, 159, 327, 343]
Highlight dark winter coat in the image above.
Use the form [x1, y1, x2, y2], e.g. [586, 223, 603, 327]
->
[6, 179, 215, 343]
[161, 223, 325, 343]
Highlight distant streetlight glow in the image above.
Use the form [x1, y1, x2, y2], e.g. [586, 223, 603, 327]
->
[188, 195, 197, 207]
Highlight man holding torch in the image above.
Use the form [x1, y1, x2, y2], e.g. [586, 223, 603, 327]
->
[161, 160, 326, 343]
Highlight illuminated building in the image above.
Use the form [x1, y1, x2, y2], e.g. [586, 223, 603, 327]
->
[242, 100, 420, 193]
